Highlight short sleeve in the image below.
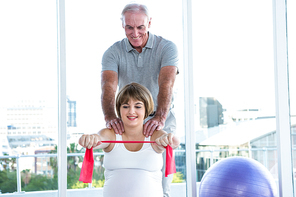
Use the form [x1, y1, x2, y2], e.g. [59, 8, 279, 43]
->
[101, 45, 119, 73]
[160, 41, 179, 73]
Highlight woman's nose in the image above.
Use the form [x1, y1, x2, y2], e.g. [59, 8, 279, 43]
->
[128, 107, 135, 113]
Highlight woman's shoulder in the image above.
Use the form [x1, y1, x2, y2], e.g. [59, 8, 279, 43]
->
[98, 128, 116, 140]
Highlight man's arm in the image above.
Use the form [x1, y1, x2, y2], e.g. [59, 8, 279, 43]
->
[143, 66, 177, 137]
[101, 70, 124, 134]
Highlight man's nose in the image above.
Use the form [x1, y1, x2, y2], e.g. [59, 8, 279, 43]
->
[132, 28, 139, 36]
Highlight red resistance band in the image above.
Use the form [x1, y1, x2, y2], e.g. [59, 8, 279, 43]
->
[79, 141, 176, 183]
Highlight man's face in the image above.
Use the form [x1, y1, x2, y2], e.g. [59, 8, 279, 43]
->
[123, 12, 151, 51]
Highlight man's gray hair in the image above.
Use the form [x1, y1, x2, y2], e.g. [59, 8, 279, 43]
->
[121, 3, 150, 25]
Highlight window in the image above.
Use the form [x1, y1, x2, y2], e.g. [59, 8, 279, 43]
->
[0, 0, 294, 196]
[0, 0, 58, 193]
[191, 0, 280, 194]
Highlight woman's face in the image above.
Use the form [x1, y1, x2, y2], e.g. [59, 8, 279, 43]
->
[120, 99, 145, 127]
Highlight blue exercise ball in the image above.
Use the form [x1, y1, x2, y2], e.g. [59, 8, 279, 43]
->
[199, 156, 277, 197]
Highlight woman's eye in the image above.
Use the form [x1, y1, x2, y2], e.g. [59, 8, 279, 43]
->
[122, 106, 128, 108]
[135, 106, 142, 108]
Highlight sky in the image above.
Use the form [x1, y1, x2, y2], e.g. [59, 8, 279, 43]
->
[0, 0, 295, 137]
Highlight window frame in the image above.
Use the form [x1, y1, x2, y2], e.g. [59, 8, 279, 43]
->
[273, 0, 294, 195]
[55, 0, 294, 196]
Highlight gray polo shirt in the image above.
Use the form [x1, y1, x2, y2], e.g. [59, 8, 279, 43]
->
[102, 32, 179, 110]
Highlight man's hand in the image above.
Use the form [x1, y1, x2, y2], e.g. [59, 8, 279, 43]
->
[143, 114, 165, 137]
[106, 117, 124, 135]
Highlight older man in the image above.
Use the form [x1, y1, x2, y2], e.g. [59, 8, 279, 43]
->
[101, 3, 179, 197]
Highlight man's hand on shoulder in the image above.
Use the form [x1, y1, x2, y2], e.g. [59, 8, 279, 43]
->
[106, 117, 124, 135]
[143, 114, 165, 137]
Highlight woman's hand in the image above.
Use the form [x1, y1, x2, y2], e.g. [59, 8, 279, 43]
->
[151, 131, 180, 153]
[155, 133, 176, 149]
[78, 134, 102, 149]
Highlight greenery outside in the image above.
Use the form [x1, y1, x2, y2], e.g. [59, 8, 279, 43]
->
[0, 143, 184, 194]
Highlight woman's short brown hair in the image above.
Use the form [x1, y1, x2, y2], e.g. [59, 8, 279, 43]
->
[116, 83, 154, 119]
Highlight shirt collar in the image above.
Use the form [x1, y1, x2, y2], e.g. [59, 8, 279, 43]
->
[125, 32, 154, 52]
[145, 32, 153, 49]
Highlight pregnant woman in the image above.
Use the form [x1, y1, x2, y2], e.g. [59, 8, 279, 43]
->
[79, 83, 180, 197]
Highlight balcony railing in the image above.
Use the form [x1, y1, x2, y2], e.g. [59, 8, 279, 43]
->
[0, 147, 277, 195]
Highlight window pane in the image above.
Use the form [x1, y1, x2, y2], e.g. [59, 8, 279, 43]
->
[192, 0, 276, 194]
[65, 0, 185, 196]
[287, 0, 296, 195]
[0, 0, 58, 194]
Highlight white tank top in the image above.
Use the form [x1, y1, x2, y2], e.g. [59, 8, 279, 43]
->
[103, 134, 163, 197]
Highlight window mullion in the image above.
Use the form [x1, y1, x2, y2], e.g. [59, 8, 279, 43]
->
[57, 0, 67, 196]
[273, 0, 294, 195]
[182, 0, 197, 196]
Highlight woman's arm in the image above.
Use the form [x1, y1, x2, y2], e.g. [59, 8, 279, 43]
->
[78, 128, 115, 150]
[151, 130, 180, 153]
